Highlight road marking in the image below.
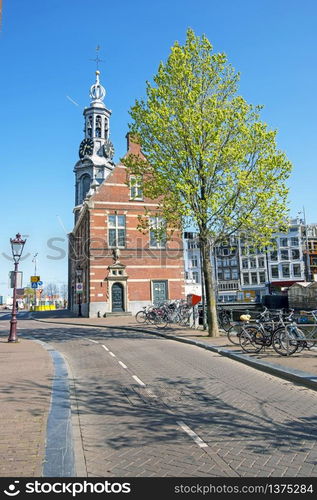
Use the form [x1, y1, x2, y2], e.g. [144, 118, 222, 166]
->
[118, 361, 128, 369]
[109, 351, 116, 357]
[132, 375, 146, 386]
[177, 420, 208, 448]
[145, 389, 157, 398]
[86, 338, 99, 344]
[102, 345, 109, 351]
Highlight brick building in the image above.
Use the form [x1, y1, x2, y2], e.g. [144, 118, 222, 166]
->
[68, 71, 184, 317]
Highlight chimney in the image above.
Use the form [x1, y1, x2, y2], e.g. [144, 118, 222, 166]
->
[126, 132, 142, 156]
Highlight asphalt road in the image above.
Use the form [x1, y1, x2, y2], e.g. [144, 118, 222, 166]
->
[14, 318, 317, 477]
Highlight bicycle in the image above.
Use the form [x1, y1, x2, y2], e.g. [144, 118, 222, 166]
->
[227, 307, 271, 345]
[135, 305, 155, 324]
[217, 306, 233, 331]
[295, 309, 317, 349]
[238, 309, 302, 356]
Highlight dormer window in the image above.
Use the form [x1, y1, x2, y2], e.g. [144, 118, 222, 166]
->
[130, 175, 143, 200]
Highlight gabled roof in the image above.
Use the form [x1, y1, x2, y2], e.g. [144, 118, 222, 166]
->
[289, 281, 317, 288]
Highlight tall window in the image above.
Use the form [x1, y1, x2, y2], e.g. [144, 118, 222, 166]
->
[271, 266, 279, 278]
[232, 269, 239, 280]
[280, 249, 289, 260]
[108, 215, 126, 247]
[249, 258, 256, 268]
[130, 176, 143, 200]
[291, 237, 299, 246]
[291, 249, 300, 260]
[224, 269, 231, 280]
[251, 272, 258, 284]
[150, 216, 166, 248]
[243, 273, 250, 285]
[280, 237, 288, 247]
[293, 264, 301, 277]
[259, 272, 266, 283]
[81, 174, 91, 203]
[191, 256, 198, 268]
[95, 115, 102, 138]
[282, 264, 290, 277]
[192, 271, 199, 283]
[258, 257, 265, 268]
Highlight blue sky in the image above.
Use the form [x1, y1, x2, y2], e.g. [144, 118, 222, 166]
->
[0, 0, 316, 297]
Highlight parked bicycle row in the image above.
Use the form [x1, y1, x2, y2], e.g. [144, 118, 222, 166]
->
[135, 301, 234, 330]
[135, 299, 199, 329]
[226, 307, 317, 357]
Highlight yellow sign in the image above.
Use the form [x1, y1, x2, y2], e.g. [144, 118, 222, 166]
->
[31, 276, 40, 283]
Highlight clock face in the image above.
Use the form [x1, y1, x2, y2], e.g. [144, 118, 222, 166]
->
[79, 138, 94, 158]
[103, 139, 114, 160]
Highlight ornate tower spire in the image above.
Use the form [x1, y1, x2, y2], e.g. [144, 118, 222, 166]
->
[89, 70, 106, 105]
[73, 67, 115, 216]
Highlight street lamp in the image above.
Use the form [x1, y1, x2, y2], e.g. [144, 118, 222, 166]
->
[8, 233, 26, 342]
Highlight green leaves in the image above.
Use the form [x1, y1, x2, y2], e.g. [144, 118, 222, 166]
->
[122, 28, 292, 247]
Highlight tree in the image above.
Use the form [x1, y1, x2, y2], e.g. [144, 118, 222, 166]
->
[44, 283, 58, 302]
[122, 28, 292, 337]
[23, 287, 34, 307]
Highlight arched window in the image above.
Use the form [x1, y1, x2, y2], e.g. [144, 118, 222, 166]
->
[80, 174, 91, 203]
[87, 116, 92, 137]
[104, 118, 109, 138]
[96, 115, 102, 138]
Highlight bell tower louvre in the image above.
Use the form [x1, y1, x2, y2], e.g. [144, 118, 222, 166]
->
[68, 71, 184, 318]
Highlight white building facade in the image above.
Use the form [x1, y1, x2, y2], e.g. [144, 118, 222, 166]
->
[183, 218, 309, 304]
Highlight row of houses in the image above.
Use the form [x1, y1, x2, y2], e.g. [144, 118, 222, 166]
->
[184, 220, 317, 303]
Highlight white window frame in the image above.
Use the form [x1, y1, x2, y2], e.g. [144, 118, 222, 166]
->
[108, 215, 126, 248]
[129, 175, 143, 200]
[149, 216, 166, 248]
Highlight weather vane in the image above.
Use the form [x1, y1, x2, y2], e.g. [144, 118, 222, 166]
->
[90, 45, 105, 71]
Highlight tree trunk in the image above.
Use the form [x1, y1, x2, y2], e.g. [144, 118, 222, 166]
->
[201, 237, 219, 337]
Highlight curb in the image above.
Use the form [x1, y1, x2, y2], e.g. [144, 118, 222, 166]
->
[31, 316, 317, 392]
[28, 338, 76, 476]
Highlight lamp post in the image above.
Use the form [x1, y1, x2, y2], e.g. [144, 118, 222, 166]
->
[76, 267, 83, 317]
[8, 233, 26, 342]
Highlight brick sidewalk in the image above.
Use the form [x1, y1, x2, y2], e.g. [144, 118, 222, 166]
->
[0, 337, 53, 476]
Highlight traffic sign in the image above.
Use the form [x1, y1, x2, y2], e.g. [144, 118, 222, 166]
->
[38, 281, 43, 286]
[31, 276, 40, 283]
[31, 282, 38, 289]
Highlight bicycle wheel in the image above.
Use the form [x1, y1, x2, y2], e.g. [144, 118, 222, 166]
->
[135, 310, 147, 323]
[153, 312, 168, 329]
[299, 326, 315, 349]
[227, 324, 242, 345]
[239, 326, 263, 354]
[272, 327, 299, 356]
[146, 310, 157, 325]
[219, 317, 232, 331]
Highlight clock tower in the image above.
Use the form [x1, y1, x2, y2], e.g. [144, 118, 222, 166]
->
[74, 70, 115, 219]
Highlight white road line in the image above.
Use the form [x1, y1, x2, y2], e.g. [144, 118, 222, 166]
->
[145, 389, 157, 399]
[177, 420, 208, 448]
[102, 345, 109, 351]
[132, 375, 146, 386]
[118, 361, 128, 369]
[109, 351, 116, 357]
[86, 338, 99, 344]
